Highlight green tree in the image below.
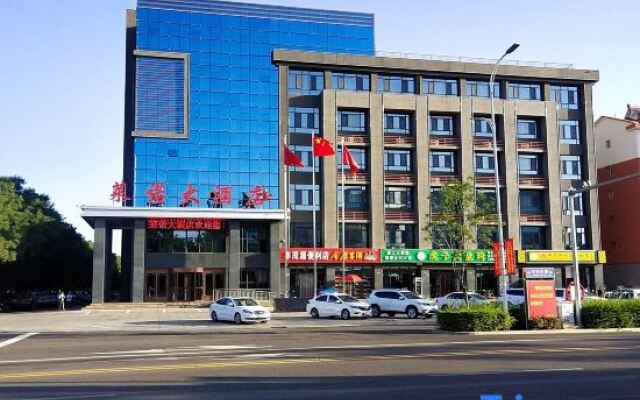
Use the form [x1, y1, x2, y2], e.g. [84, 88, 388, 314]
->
[425, 177, 497, 290]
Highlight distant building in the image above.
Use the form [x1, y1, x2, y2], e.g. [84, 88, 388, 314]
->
[595, 106, 640, 288]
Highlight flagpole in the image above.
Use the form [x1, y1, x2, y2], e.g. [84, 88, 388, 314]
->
[283, 135, 289, 298]
[341, 138, 346, 294]
[312, 131, 318, 298]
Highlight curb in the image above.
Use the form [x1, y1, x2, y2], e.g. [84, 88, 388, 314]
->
[434, 327, 640, 335]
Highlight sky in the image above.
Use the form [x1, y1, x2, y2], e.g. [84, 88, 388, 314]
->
[1, 0, 638, 252]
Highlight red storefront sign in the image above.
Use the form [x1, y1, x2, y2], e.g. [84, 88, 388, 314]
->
[147, 218, 222, 230]
[492, 239, 517, 276]
[280, 248, 380, 264]
[526, 280, 558, 319]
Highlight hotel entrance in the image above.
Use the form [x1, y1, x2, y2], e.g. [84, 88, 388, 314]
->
[146, 268, 225, 302]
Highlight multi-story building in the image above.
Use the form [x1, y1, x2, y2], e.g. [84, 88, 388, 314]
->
[82, 0, 605, 303]
[595, 106, 640, 288]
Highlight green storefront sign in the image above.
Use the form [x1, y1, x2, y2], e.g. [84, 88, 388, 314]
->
[381, 249, 494, 264]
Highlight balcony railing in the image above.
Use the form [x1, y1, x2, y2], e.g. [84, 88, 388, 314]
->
[520, 214, 550, 224]
[339, 134, 370, 145]
[338, 171, 370, 184]
[474, 138, 504, 149]
[385, 210, 417, 221]
[384, 135, 416, 145]
[517, 140, 546, 151]
[519, 177, 548, 187]
[430, 174, 459, 185]
[338, 209, 371, 220]
[429, 137, 461, 148]
[385, 172, 415, 183]
[475, 175, 506, 186]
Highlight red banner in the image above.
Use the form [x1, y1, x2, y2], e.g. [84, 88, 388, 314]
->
[147, 218, 222, 230]
[280, 248, 380, 264]
[492, 242, 502, 277]
[526, 280, 558, 319]
[505, 239, 516, 275]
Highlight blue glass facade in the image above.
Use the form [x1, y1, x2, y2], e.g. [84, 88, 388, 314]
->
[130, 0, 375, 208]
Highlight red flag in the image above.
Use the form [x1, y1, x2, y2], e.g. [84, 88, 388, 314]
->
[342, 146, 360, 173]
[312, 136, 335, 157]
[284, 145, 304, 168]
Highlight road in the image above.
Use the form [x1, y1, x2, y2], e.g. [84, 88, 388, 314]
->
[1, 323, 639, 400]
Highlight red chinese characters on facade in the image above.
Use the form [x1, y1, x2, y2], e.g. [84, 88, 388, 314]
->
[110, 180, 131, 204]
[145, 183, 166, 207]
[179, 184, 200, 207]
[209, 185, 232, 208]
[147, 218, 222, 230]
[241, 185, 273, 208]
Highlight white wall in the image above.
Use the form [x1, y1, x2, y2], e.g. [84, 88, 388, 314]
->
[594, 117, 640, 168]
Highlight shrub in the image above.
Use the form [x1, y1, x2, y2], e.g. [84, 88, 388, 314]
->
[437, 303, 515, 332]
[508, 305, 563, 330]
[529, 316, 563, 330]
[582, 299, 640, 329]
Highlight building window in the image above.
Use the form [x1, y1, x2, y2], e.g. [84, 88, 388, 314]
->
[520, 190, 545, 214]
[430, 188, 443, 213]
[563, 227, 587, 250]
[473, 117, 494, 138]
[559, 121, 581, 144]
[429, 115, 455, 136]
[289, 145, 317, 172]
[508, 82, 542, 101]
[289, 107, 319, 134]
[332, 72, 370, 91]
[384, 113, 412, 135]
[290, 184, 319, 211]
[477, 188, 499, 214]
[289, 70, 324, 95]
[147, 230, 225, 253]
[561, 156, 582, 180]
[385, 187, 414, 210]
[518, 154, 541, 176]
[378, 75, 415, 94]
[337, 147, 367, 172]
[475, 152, 495, 174]
[550, 86, 579, 109]
[385, 224, 415, 248]
[430, 151, 456, 173]
[290, 223, 320, 247]
[521, 226, 547, 249]
[240, 224, 268, 253]
[384, 149, 412, 172]
[240, 268, 269, 289]
[423, 78, 458, 96]
[339, 224, 370, 248]
[338, 185, 369, 211]
[477, 225, 498, 249]
[432, 225, 457, 249]
[465, 80, 500, 98]
[517, 119, 539, 140]
[561, 191, 584, 215]
[337, 110, 367, 133]
[134, 54, 187, 135]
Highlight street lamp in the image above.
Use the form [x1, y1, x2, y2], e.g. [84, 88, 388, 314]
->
[490, 43, 519, 312]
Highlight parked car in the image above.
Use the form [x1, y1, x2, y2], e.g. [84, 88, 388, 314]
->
[498, 287, 568, 306]
[306, 293, 371, 320]
[606, 288, 640, 300]
[435, 292, 488, 309]
[209, 297, 270, 324]
[367, 289, 438, 319]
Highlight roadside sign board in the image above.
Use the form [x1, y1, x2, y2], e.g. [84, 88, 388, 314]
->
[526, 280, 558, 319]
[380, 249, 494, 264]
[525, 267, 555, 280]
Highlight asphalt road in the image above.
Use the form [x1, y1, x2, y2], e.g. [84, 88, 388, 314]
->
[0, 326, 639, 400]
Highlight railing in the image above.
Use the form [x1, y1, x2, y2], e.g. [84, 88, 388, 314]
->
[340, 134, 369, 145]
[213, 289, 282, 306]
[384, 135, 416, 145]
[385, 210, 417, 221]
[338, 172, 369, 183]
[338, 210, 371, 220]
[385, 172, 415, 183]
[429, 137, 461, 147]
[519, 177, 548, 187]
[517, 141, 546, 151]
[431, 175, 458, 185]
[475, 176, 506, 186]
[520, 214, 550, 224]
[474, 138, 505, 149]
[375, 51, 574, 69]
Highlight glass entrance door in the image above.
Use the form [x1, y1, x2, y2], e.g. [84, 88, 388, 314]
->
[145, 272, 168, 301]
[170, 272, 205, 302]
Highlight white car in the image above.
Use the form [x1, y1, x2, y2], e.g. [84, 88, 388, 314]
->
[210, 297, 270, 324]
[498, 287, 568, 306]
[367, 289, 438, 319]
[306, 293, 371, 320]
[435, 292, 488, 309]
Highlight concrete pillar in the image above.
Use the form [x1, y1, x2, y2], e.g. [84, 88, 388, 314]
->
[370, 93, 385, 248]
[420, 268, 431, 298]
[545, 102, 563, 249]
[465, 268, 477, 292]
[416, 96, 430, 248]
[269, 221, 281, 294]
[374, 267, 384, 290]
[326, 266, 336, 289]
[583, 84, 601, 251]
[228, 221, 241, 289]
[322, 90, 338, 247]
[503, 101, 521, 246]
[131, 219, 146, 302]
[460, 97, 474, 181]
[120, 228, 133, 301]
[370, 73, 378, 93]
[91, 218, 112, 304]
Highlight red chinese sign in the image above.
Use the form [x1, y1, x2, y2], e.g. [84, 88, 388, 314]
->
[210, 185, 232, 208]
[493, 239, 517, 276]
[526, 280, 558, 319]
[145, 183, 166, 206]
[241, 186, 273, 208]
[147, 218, 222, 230]
[280, 248, 380, 264]
[110, 180, 131, 204]
[179, 184, 200, 207]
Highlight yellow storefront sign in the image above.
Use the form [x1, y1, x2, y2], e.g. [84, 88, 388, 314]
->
[516, 250, 605, 264]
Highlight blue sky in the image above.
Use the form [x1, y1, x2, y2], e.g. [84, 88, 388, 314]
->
[1, 0, 638, 249]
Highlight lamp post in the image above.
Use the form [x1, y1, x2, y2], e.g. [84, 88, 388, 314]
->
[490, 43, 519, 312]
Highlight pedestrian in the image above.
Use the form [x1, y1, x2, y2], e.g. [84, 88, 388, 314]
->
[57, 290, 65, 311]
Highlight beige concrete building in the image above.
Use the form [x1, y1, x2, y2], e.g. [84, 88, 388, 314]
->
[275, 50, 603, 298]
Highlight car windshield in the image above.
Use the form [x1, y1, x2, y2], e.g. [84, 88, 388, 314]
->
[235, 298, 259, 307]
[337, 295, 359, 303]
[400, 291, 421, 299]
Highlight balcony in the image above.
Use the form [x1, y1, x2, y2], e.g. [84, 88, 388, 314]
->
[475, 175, 506, 187]
[338, 171, 369, 184]
[517, 140, 546, 152]
[519, 176, 548, 187]
[474, 138, 504, 149]
[520, 214, 550, 224]
[384, 135, 416, 146]
[429, 136, 461, 148]
[338, 209, 371, 221]
[385, 210, 417, 221]
[384, 172, 415, 184]
[430, 174, 459, 186]
[339, 134, 369, 145]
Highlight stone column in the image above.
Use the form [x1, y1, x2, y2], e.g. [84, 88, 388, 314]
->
[131, 219, 146, 302]
[326, 266, 336, 288]
[120, 228, 133, 301]
[416, 96, 430, 248]
[503, 101, 521, 245]
[228, 221, 241, 289]
[420, 268, 431, 298]
[370, 93, 385, 248]
[91, 218, 112, 304]
[374, 267, 384, 290]
[465, 268, 477, 292]
[545, 103, 563, 249]
[269, 222, 281, 294]
[322, 90, 338, 247]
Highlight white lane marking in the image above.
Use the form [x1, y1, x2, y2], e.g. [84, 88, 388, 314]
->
[20, 394, 117, 400]
[92, 345, 267, 355]
[0, 333, 38, 349]
[518, 368, 584, 373]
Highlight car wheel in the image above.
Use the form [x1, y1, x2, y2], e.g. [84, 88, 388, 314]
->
[341, 309, 350, 320]
[370, 304, 381, 318]
[310, 308, 319, 319]
[234, 313, 242, 325]
[406, 306, 419, 319]
[210, 311, 218, 322]
[387, 312, 396, 317]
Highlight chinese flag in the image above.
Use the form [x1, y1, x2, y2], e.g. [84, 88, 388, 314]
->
[284, 145, 304, 168]
[342, 146, 360, 173]
[312, 136, 335, 157]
